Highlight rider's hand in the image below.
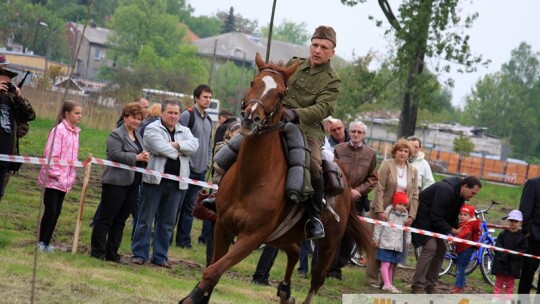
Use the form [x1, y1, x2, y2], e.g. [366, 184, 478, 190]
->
[281, 109, 298, 123]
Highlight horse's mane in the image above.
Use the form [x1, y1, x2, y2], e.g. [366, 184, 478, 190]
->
[264, 59, 289, 72]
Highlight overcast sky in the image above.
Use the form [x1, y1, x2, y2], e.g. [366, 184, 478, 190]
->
[188, 0, 540, 107]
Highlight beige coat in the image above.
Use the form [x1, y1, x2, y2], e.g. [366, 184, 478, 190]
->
[371, 158, 419, 219]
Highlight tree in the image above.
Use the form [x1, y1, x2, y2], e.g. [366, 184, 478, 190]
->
[260, 19, 310, 45]
[342, 0, 486, 138]
[453, 133, 474, 156]
[217, 7, 258, 34]
[185, 15, 222, 38]
[462, 42, 540, 161]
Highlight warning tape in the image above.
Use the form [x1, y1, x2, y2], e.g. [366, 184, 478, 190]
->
[359, 216, 540, 260]
[0, 154, 218, 190]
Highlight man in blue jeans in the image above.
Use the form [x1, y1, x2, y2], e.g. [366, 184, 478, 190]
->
[131, 100, 198, 268]
[175, 84, 213, 248]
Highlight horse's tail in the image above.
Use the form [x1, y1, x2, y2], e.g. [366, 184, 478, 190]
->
[345, 208, 375, 260]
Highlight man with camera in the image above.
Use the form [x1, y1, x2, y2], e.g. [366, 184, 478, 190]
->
[0, 55, 35, 201]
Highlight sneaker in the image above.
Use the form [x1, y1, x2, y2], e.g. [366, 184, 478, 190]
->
[297, 271, 308, 278]
[131, 257, 145, 265]
[369, 283, 381, 289]
[44, 245, 55, 253]
[38, 242, 46, 252]
[450, 286, 465, 294]
[382, 285, 401, 294]
[251, 278, 270, 286]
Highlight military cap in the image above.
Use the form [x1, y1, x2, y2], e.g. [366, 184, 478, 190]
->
[0, 54, 18, 78]
[311, 25, 337, 47]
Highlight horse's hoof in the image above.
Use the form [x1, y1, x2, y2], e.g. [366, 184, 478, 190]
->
[279, 296, 295, 304]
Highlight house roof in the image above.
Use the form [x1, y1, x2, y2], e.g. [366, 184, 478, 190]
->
[68, 22, 111, 46]
[192, 32, 310, 65]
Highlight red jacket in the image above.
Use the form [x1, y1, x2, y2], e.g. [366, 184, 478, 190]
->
[454, 218, 481, 253]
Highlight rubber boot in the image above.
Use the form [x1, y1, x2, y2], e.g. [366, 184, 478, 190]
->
[305, 177, 325, 240]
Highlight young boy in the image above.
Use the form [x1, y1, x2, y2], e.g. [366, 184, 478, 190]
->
[492, 210, 528, 301]
[451, 204, 481, 294]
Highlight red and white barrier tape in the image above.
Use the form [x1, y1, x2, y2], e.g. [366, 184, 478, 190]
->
[359, 216, 540, 260]
[0, 154, 218, 190]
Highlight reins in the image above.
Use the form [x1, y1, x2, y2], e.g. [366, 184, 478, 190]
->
[241, 68, 288, 135]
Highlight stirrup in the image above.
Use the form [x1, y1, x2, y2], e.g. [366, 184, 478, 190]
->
[304, 218, 325, 240]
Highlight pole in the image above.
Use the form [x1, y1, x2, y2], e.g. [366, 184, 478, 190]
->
[72, 154, 92, 254]
[265, 0, 278, 63]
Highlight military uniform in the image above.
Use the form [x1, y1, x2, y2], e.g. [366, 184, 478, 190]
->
[284, 57, 340, 179]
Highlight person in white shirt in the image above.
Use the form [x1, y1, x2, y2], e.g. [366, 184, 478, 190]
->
[407, 136, 435, 191]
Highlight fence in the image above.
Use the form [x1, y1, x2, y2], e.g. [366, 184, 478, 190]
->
[367, 138, 540, 185]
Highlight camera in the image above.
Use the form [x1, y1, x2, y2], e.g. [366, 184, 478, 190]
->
[6, 82, 17, 94]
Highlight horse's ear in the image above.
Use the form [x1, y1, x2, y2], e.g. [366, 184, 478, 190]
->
[283, 60, 299, 80]
[255, 53, 266, 71]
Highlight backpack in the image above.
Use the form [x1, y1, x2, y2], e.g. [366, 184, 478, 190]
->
[184, 107, 212, 129]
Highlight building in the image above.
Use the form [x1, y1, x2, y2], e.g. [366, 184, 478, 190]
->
[64, 22, 113, 80]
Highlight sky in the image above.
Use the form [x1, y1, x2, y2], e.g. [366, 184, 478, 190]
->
[187, 0, 540, 108]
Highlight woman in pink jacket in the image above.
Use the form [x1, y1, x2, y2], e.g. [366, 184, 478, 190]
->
[38, 100, 82, 252]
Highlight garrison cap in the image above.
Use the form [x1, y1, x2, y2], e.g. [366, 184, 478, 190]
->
[311, 25, 336, 47]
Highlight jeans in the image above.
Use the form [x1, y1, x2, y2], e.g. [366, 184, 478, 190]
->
[175, 171, 206, 247]
[131, 180, 185, 264]
[298, 240, 317, 274]
[198, 220, 212, 244]
[455, 247, 474, 288]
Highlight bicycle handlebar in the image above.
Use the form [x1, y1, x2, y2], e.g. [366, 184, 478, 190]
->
[475, 200, 500, 215]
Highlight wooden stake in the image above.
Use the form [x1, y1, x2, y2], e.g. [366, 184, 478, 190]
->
[72, 153, 92, 254]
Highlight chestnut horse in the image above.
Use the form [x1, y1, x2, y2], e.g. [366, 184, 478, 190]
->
[180, 53, 373, 304]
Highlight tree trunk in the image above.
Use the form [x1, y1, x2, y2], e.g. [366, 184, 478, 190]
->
[397, 0, 433, 138]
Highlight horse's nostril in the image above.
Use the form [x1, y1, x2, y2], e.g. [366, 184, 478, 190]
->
[253, 115, 261, 124]
[240, 111, 246, 119]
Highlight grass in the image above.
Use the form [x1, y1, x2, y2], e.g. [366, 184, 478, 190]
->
[0, 115, 528, 303]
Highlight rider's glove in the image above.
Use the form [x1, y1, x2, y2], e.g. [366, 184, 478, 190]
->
[281, 109, 299, 123]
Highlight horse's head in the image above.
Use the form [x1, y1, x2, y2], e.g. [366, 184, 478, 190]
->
[240, 53, 298, 136]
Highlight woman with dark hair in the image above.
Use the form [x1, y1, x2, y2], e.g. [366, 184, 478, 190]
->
[90, 102, 149, 263]
[366, 138, 419, 288]
[38, 100, 83, 252]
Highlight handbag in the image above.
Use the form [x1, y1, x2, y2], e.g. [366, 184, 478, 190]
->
[192, 190, 216, 222]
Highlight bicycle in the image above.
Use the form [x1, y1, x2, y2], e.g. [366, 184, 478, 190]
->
[415, 200, 500, 286]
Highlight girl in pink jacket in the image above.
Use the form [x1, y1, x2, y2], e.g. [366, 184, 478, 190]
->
[38, 100, 82, 252]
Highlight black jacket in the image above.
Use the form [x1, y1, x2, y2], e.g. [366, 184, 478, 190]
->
[520, 177, 540, 241]
[492, 229, 528, 278]
[411, 177, 465, 248]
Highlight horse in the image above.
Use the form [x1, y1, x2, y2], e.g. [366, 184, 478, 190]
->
[180, 53, 373, 304]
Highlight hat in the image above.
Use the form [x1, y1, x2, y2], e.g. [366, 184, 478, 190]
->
[0, 54, 18, 78]
[392, 192, 409, 205]
[460, 204, 476, 218]
[311, 25, 337, 47]
[503, 210, 523, 221]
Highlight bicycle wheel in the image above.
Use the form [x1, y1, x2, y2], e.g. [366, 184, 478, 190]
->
[480, 247, 496, 286]
[439, 243, 456, 276]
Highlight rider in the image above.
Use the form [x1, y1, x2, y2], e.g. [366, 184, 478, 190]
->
[281, 25, 341, 240]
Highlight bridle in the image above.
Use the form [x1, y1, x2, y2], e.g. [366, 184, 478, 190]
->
[241, 68, 288, 135]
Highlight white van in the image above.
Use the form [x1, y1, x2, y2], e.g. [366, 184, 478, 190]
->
[143, 88, 220, 123]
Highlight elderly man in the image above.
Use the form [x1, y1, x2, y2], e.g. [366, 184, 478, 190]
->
[327, 121, 377, 280]
[326, 118, 350, 150]
[131, 99, 198, 269]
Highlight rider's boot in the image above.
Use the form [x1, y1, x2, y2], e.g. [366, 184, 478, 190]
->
[202, 197, 216, 212]
[305, 177, 325, 240]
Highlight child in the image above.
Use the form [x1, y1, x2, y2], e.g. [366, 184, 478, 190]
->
[37, 101, 82, 252]
[451, 204, 481, 294]
[373, 191, 411, 293]
[492, 210, 528, 302]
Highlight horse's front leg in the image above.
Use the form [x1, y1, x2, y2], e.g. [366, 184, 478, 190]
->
[179, 219, 233, 304]
[277, 242, 300, 304]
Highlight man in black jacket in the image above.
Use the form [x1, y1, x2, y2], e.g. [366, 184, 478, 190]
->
[518, 176, 540, 295]
[411, 176, 482, 294]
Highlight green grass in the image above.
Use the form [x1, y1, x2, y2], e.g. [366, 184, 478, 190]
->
[0, 119, 529, 303]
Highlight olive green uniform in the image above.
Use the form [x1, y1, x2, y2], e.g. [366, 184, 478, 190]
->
[284, 57, 340, 179]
